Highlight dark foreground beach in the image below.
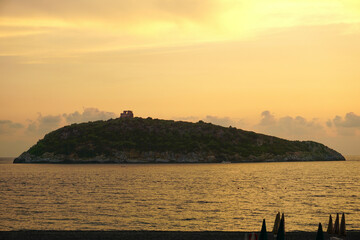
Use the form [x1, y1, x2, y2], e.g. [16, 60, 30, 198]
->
[0, 231, 359, 240]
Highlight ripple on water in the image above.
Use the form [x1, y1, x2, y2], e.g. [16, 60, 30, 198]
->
[0, 161, 360, 231]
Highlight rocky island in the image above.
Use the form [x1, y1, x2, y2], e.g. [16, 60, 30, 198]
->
[14, 115, 345, 163]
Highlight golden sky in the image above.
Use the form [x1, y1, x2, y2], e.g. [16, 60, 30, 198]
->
[0, 0, 360, 156]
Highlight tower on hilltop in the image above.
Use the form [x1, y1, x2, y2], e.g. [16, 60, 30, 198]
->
[120, 110, 134, 118]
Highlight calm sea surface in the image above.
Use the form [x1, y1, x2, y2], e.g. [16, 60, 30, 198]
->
[0, 158, 359, 231]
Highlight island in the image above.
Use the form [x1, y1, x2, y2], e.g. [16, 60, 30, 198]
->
[14, 115, 345, 163]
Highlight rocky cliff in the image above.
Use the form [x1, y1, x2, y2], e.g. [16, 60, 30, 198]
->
[14, 117, 345, 163]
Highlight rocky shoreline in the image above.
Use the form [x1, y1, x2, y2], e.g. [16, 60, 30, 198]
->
[14, 150, 345, 164]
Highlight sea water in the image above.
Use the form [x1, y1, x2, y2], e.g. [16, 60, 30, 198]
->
[0, 158, 359, 231]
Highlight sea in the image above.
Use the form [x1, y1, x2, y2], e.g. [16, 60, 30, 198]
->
[0, 157, 359, 232]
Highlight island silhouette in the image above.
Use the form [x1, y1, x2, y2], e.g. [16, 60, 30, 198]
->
[14, 111, 345, 163]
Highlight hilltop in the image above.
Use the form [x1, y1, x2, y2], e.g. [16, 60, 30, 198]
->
[14, 117, 345, 163]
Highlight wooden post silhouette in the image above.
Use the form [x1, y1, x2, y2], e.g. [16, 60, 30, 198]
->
[272, 212, 281, 234]
[259, 219, 268, 240]
[327, 214, 333, 234]
[276, 216, 285, 240]
[334, 213, 340, 235]
[340, 213, 346, 236]
[316, 223, 324, 240]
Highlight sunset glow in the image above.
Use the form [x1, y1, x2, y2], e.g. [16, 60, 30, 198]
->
[1, 0, 360, 156]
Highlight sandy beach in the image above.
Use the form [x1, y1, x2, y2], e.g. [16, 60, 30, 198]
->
[0, 231, 358, 240]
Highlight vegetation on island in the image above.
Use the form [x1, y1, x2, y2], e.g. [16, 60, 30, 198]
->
[15, 117, 345, 163]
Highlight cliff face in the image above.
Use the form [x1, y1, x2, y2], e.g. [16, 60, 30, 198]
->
[14, 117, 345, 163]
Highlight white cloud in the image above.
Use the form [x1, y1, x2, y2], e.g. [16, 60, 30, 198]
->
[255, 111, 326, 139]
[24, 108, 116, 136]
[63, 108, 117, 124]
[333, 112, 360, 128]
[0, 120, 24, 134]
[259, 110, 276, 126]
[0, 108, 119, 156]
[203, 115, 233, 127]
[174, 115, 245, 128]
[328, 112, 360, 136]
[26, 114, 63, 135]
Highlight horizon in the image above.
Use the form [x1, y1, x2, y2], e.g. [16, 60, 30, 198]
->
[1, 0, 360, 156]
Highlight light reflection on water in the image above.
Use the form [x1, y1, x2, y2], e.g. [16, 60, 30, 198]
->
[0, 160, 359, 231]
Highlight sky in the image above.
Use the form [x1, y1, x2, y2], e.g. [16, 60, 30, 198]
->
[0, 0, 360, 157]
